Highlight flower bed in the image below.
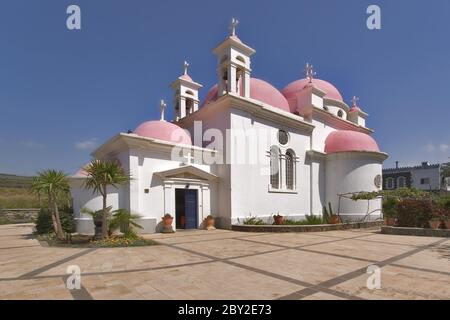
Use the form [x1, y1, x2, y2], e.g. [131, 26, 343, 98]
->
[37, 233, 157, 248]
[232, 220, 383, 233]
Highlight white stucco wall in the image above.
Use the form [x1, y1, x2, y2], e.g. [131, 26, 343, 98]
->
[411, 167, 441, 190]
[325, 152, 383, 221]
[228, 108, 312, 223]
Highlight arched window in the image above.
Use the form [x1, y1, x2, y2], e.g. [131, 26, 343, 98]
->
[236, 55, 245, 63]
[337, 110, 344, 118]
[397, 176, 406, 188]
[285, 150, 296, 190]
[270, 146, 280, 189]
[386, 177, 394, 189]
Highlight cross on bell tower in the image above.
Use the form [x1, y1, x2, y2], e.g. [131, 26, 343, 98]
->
[351, 95, 360, 107]
[213, 18, 255, 98]
[159, 99, 166, 121]
[170, 61, 203, 121]
[305, 63, 316, 83]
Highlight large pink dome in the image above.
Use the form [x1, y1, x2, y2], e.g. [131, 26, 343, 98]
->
[202, 78, 290, 112]
[134, 121, 192, 145]
[325, 130, 380, 154]
[282, 78, 344, 103]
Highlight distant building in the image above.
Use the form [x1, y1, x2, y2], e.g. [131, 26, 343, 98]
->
[382, 161, 450, 191]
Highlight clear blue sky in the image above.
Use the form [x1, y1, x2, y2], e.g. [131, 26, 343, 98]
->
[1, 0, 450, 175]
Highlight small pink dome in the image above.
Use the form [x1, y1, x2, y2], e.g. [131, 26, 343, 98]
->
[325, 130, 380, 154]
[282, 78, 344, 103]
[202, 78, 290, 112]
[134, 121, 192, 145]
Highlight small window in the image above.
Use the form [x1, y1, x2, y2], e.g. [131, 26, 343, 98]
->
[397, 176, 406, 188]
[420, 178, 430, 185]
[278, 130, 289, 145]
[323, 106, 329, 112]
[337, 110, 344, 118]
[386, 177, 394, 189]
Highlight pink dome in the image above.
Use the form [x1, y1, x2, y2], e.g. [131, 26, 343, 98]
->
[281, 78, 344, 102]
[134, 121, 192, 145]
[325, 130, 380, 154]
[202, 78, 290, 112]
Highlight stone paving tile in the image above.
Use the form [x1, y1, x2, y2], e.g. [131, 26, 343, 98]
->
[39, 245, 212, 276]
[0, 277, 73, 300]
[174, 238, 282, 259]
[145, 230, 263, 245]
[230, 249, 371, 285]
[300, 292, 346, 300]
[355, 233, 441, 246]
[394, 240, 450, 273]
[0, 246, 87, 278]
[237, 233, 339, 248]
[80, 261, 305, 300]
[303, 238, 415, 262]
[330, 265, 450, 300]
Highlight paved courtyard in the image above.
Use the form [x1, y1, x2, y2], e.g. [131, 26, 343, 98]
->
[0, 224, 449, 300]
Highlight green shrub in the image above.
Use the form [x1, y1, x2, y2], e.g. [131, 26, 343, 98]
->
[382, 197, 398, 218]
[283, 215, 327, 225]
[242, 216, 265, 225]
[436, 195, 450, 210]
[35, 208, 75, 234]
[395, 199, 434, 228]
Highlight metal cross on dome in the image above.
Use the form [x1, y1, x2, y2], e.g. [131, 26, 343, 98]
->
[229, 18, 239, 36]
[183, 61, 189, 75]
[160, 99, 167, 121]
[305, 63, 316, 83]
[351, 96, 360, 107]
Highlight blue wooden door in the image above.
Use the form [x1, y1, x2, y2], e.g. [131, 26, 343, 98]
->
[184, 190, 198, 229]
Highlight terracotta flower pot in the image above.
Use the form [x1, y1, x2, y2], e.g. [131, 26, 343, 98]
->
[329, 215, 339, 225]
[444, 220, 450, 230]
[162, 215, 174, 233]
[205, 217, 215, 230]
[428, 219, 441, 230]
[273, 215, 284, 225]
[384, 217, 395, 226]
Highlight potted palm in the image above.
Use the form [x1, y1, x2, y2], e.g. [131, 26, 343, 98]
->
[108, 209, 143, 237]
[162, 213, 174, 233]
[204, 215, 216, 230]
[273, 214, 284, 225]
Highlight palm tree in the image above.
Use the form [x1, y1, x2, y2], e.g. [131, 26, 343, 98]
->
[83, 159, 130, 239]
[30, 170, 69, 240]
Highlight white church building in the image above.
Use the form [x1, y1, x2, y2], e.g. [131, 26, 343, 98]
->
[70, 20, 388, 234]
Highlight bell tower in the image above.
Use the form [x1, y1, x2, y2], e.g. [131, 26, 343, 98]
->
[170, 61, 203, 121]
[213, 18, 255, 98]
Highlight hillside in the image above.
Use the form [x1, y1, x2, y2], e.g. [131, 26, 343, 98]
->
[0, 173, 39, 209]
[0, 173, 33, 188]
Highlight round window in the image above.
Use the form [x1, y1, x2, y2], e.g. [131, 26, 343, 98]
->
[278, 130, 289, 145]
[374, 175, 382, 189]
